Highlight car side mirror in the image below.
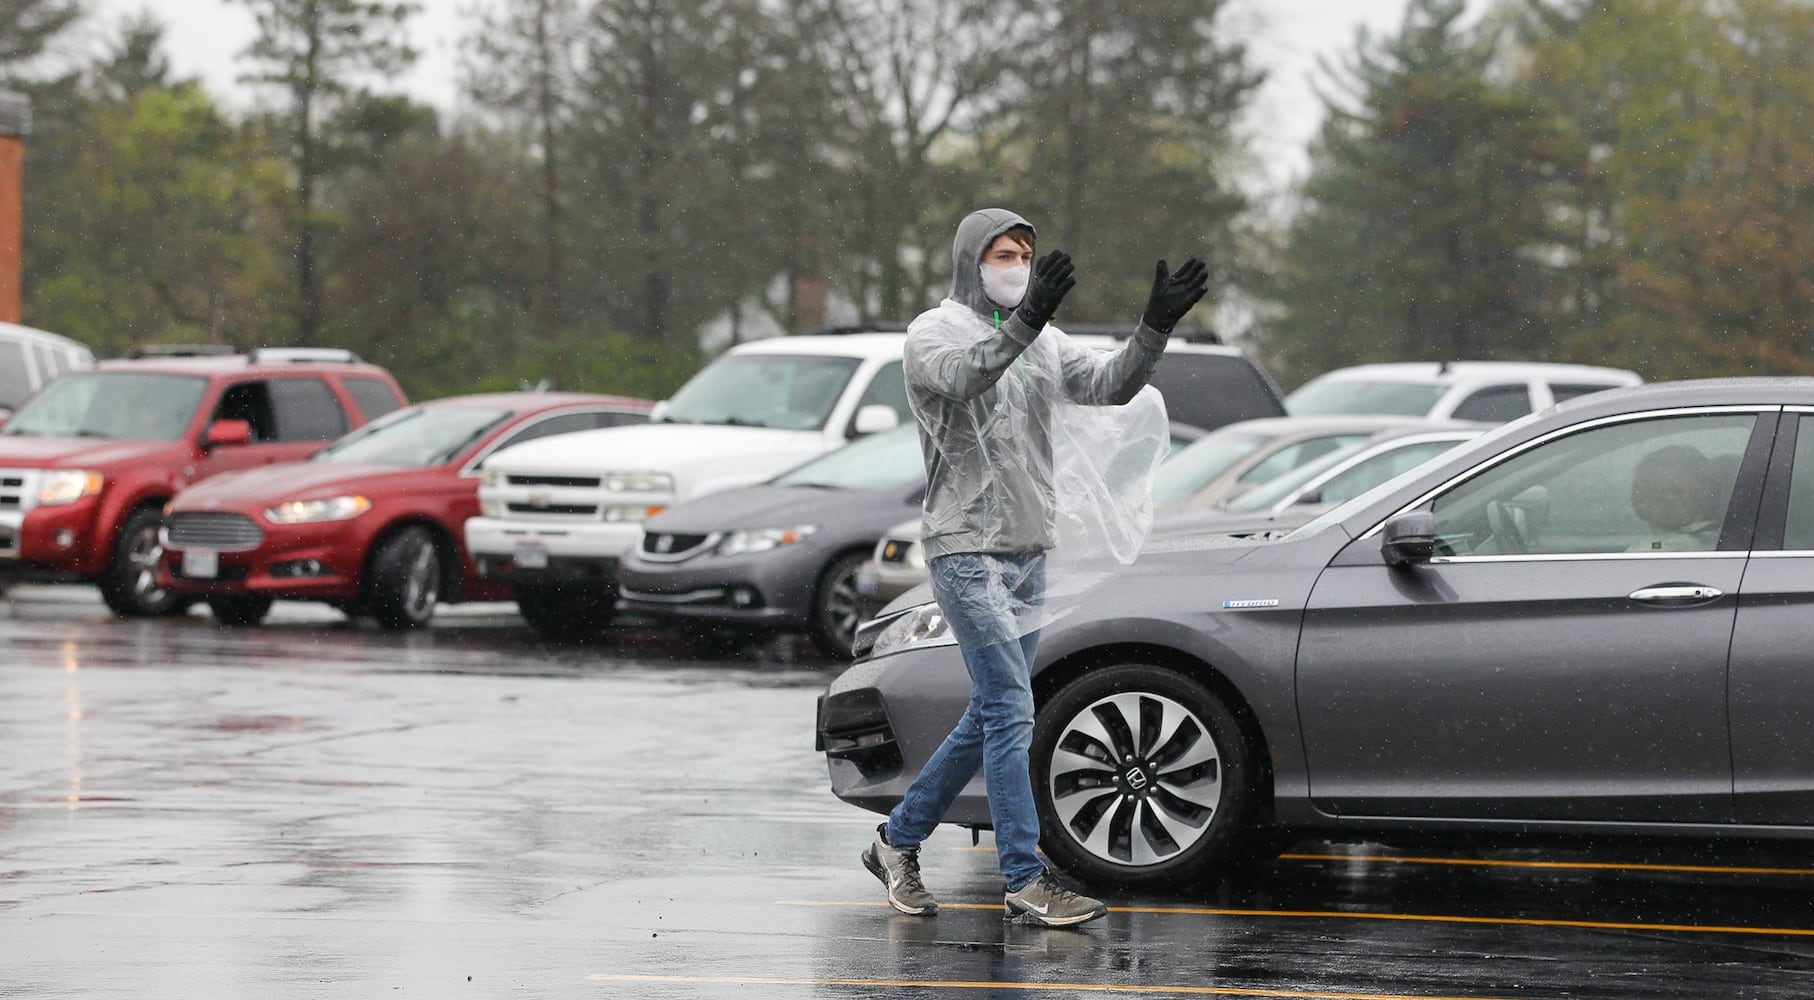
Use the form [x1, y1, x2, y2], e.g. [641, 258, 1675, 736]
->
[852, 404, 900, 437]
[1381, 510, 1436, 567]
[649, 400, 670, 423]
[205, 419, 253, 448]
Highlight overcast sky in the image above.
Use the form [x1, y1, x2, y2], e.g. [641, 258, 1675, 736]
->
[77, 0, 1429, 195]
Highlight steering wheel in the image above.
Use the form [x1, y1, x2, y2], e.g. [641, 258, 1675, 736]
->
[1485, 500, 1527, 555]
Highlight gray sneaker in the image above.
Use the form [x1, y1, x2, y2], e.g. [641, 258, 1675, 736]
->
[1003, 871, 1108, 927]
[862, 826, 938, 916]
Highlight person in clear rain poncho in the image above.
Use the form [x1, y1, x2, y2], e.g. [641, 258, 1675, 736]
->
[861, 207, 1208, 927]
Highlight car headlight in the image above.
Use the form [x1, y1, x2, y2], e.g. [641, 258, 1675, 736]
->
[480, 467, 501, 487]
[479, 497, 505, 518]
[604, 471, 674, 493]
[264, 495, 372, 524]
[36, 470, 105, 506]
[864, 601, 953, 659]
[717, 524, 817, 557]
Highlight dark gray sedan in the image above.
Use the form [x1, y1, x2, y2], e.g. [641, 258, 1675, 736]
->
[618, 425, 923, 657]
[820, 378, 1814, 888]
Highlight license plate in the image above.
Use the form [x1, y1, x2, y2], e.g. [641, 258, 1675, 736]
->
[513, 540, 549, 570]
[183, 548, 219, 579]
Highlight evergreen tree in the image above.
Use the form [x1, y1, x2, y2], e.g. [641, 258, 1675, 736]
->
[1268, 0, 1581, 383]
[235, 0, 418, 342]
[0, 0, 81, 81]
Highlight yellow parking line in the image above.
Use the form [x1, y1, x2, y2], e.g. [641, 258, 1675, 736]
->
[1278, 852, 1814, 878]
[586, 973, 1506, 999]
[774, 899, 1814, 938]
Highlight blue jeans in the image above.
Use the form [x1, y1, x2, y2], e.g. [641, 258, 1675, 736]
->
[884, 551, 1046, 891]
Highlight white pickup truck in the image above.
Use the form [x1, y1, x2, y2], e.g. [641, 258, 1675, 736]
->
[466, 333, 911, 637]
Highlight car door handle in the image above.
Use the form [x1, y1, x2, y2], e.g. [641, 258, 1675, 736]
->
[1629, 585, 1723, 604]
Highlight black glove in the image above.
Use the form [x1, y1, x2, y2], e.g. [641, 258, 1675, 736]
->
[1013, 250, 1076, 332]
[1140, 257, 1209, 335]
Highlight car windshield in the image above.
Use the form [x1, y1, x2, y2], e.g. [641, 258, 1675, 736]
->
[1287, 379, 1447, 417]
[659, 354, 859, 431]
[1151, 431, 1266, 505]
[313, 405, 511, 467]
[774, 425, 924, 491]
[1225, 441, 1371, 512]
[0, 372, 207, 441]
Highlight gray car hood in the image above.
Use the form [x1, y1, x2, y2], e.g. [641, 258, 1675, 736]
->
[644, 482, 921, 535]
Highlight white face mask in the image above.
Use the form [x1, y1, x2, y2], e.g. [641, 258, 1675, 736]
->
[980, 262, 1030, 309]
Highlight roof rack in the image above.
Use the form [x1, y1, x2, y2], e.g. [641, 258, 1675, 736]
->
[247, 347, 362, 364]
[127, 344, 238, 359]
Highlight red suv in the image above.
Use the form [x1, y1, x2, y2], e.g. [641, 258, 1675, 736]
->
[158, 392, 652, 628]
[0, 348, 406, 616]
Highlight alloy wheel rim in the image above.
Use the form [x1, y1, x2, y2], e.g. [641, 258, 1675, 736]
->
[128, 525, 166, 604]
[826, 568, 861, 646]
[403, 544, 439, 618]
[1048, 691, 1223, 867]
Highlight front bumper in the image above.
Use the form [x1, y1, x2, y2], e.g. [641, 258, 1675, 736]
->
[160, 520, 362, 600]
[616, 544, 827, 628]
[0, 503, 103, 577]
[465, 516, 638, 589]
[819, 642, 987, 824]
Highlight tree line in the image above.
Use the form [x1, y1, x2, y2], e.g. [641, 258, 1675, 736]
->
[3, 0, 1812, 400]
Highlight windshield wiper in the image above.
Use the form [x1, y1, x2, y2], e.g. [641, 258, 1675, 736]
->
[74, 429, 118, 439]
[716, 416, 768, 428]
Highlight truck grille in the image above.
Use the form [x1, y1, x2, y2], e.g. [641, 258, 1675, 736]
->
[508, 474, 601, 488]
[507, 503, 599, 516]
[165, 512, 265, 552]
[0, 470, 31, 512]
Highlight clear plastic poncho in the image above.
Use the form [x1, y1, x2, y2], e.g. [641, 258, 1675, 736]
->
[903, 208, 1173, 642]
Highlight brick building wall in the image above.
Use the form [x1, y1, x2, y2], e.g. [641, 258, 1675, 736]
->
[0, 91, 28, 324]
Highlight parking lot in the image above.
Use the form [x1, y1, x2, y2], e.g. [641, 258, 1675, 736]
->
[2, 588, 1812, 999]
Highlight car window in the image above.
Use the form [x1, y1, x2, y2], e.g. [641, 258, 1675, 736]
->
[774, 424, 924, 491]
[270, 378, 350, 441]
[343, 376, 405, 419]
[493, 411, 606, 452]
[1151, 431, 1267, 505]
[851, 361, 910, 426]
[0, 340, 29, 406]
[1235, 433, 1372, 485]
[1316, 439, 1463, 504]
[1144, 353, 1285, 430]
[214, 381, 277, 441]
[661, 353, 859, 430]
[1781, 416, 1814, 551]
[1450, 384, 1532, 422]
[1428, 414, 1755, 557]
[593, 408, 648, 429]
[3, 371, 208, 440]
[1286, 379, 1446, 417]
[1550, 382, 1621, 405]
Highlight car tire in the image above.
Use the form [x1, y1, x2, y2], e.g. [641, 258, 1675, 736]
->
[208, 594, 273, 627]
[366, 527, 444, 630]
[808, 551, 869, 660]
[1031, 663, 1257, 889]
[99, 506, 188, 617]
[514, 583, 613, 640]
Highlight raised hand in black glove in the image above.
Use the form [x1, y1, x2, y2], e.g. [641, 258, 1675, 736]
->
[1013, 250, 1076, 332]
[1141, 257, 1209, 335]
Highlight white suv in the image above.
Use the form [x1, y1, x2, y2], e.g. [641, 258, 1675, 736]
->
[467, 333, 911, 637]
[1285, 361, 1641, 423]
[0, 322, 94, 422]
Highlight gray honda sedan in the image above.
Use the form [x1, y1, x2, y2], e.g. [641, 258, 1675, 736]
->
[820, 379, 1814, 888]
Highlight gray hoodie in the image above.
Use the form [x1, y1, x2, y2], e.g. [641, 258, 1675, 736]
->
[904, 208, 1169, 561]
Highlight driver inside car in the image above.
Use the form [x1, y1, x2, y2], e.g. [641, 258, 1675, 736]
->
[1626, 444, 1725, 552]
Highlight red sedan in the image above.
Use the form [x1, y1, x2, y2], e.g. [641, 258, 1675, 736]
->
[158, 392, 651, 628]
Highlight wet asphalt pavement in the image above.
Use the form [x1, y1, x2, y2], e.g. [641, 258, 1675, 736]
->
[6, 587, 1814, 999]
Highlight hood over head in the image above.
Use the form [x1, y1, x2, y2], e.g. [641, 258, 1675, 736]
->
[950, 208, 1035, 321]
